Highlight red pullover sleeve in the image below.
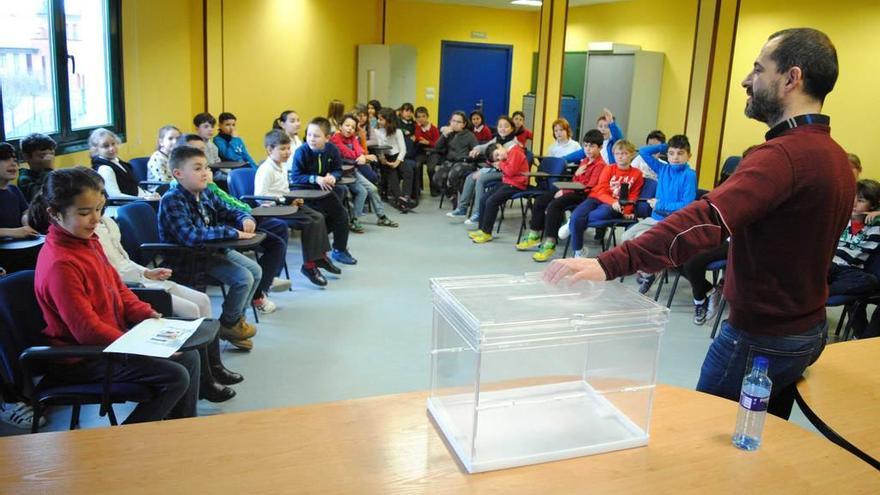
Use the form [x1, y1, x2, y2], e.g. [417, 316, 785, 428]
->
[46, 261, 126, 345]
[500, 146, 529, 189]
[331, 134, 362, 161]
[589, 166, 616, 205]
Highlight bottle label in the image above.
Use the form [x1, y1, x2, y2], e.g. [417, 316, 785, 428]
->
[740, 392, 769, 412]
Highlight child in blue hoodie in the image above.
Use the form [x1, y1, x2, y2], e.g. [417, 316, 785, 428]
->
[213, 112, 258, 168]
[620, 134, 697, 294]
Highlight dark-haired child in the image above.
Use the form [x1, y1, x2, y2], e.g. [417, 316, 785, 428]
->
[213, 112, 257, 168]
[430, 111, 478, 197]
[511, 111, 533, 148]
[468, 143, 530, 244]
[193, 113, 221, 165]
[30, 166, 199, 423]
[290, 117, 358, 265]
[17, 133, 56, 202]
[470, 111, 493, 143]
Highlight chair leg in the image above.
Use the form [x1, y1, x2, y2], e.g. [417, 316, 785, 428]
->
[107, 405, 118, 426]
[69, 403, 81, 430]
[252, 303, 260, 323]
[517, 198, 529, 242]
[496, 203, 506, 234]
[834, 304, 849, 339]
[654, 269, 667, 302]
[563, 237, 571, 258]
[31, 402, 43, 433]
[666, 272, 682, 308]
[283, 260, 292, 291]
[710, 297, 727, 339]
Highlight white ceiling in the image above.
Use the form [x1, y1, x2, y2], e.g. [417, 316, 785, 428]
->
[413, 0, 623, 10]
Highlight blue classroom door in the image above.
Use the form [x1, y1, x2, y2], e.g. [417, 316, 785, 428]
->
[438, 41, 512, 127]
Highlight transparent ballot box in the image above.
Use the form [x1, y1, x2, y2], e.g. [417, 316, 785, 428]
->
[428, 273, 669, 473]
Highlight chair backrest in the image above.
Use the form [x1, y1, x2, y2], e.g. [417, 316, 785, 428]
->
[719, 155, 741, 180]
[129, 157, 150, 183]
[0, 271, 47, 388]
[228, 168, 256, 199]
[537, 156, 566, 189]
[635, 178, 658, 219]
[116, 201, 161, 266]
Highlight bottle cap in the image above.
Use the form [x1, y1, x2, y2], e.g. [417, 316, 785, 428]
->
[753, 356, 769, 371]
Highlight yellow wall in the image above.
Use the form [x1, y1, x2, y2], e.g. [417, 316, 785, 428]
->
[216, 0, 382, 158]
[565, 0, 698, 137]
[719, 0, 880, 179]
[56, 0, 205, 167]
[385, 0, 540, 124]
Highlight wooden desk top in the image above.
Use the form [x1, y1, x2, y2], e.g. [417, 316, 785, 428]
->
[797, 338, 880, 461]
[283, 189, 331, 200]
[0, 385, 876, 494]
[249, 205, 300, 217]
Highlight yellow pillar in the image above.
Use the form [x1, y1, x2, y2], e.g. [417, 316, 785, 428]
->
[533, 0, 568, 155]
[684, 0, 740, 189]
[204, 0, 224, 115]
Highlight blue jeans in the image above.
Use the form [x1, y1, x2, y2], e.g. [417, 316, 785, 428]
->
[696, 319, 827, 418]
[568, 198, 619, 251]
[206, 249, 262, 326]
[256, 217, 289, 295]
[458, 168, 501, 219]
[353, 171, 385, 217]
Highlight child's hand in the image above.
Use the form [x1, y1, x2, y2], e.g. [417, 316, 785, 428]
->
[293, 198, 305, 207]
[315, 176, 333, 191]
[237, 230, 256, 240]
[365, 154, 377, 161]
[648, 198, 657, 208]
[389, 160, 401, 169]
[144, 268, 172, 281]
[603, 108, 614, 122]
[611, 201, 622, 213]
[468, 149, 479, 158]
[324, 174, 336, 187]
[418, 138, 429, 145]
[150, 311, 163, 319]
[867, 211, 880, 225]
[356, 155, 367, 165]
[440, 126, 452, 136]
[554, 190, 564, 199]
[9, 225, 39, 239]
[242, 219, 256, 233]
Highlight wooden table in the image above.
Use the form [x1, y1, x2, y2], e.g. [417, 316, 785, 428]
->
[249, 205, 300, 218]
[0, 385, 876, 493]
[796, 338, 880, 469]
[552, 181, 585, 191]
[284, 189, 331, 200]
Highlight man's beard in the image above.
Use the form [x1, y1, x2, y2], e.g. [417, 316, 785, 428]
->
[744, 82, 784, 125]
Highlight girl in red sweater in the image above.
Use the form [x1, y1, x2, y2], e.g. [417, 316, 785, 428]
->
[568, 140, 643, 257]
[469, 110, 494, 143]
[469, 143, 530, 244]
[30, 167, 200, 424]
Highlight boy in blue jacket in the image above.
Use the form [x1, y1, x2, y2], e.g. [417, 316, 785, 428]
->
[620, 134, 698, 294]
[213, 112, 258, 168]
[289, 117, 357, 265]
[563, 108, 624, 165]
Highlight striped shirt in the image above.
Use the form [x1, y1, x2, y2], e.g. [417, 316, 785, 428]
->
[833, 219, 880, 268]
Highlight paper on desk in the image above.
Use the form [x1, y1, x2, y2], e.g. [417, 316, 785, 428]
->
[103, 318, 205, 358]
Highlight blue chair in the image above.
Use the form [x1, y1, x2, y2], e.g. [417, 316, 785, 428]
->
[0, 271, 154, 432]
[129, 156, 169, 194]
[718, 155, 741, 185]
[503, 156, 568, 237]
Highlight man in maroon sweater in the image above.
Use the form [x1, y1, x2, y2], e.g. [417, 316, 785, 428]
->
[545, 28, 854, 418]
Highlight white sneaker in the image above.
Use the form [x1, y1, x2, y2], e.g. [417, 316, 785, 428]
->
[446, 209, 467, 218]
[0, 401, 46, 430]
[254, 295, 277, 314]
[269, 277, 291, 292]
[558, 223, 570, 240]
[573, 248, 588, 258]
[705, 288, 723, 321]
[464, 218, 479, 230]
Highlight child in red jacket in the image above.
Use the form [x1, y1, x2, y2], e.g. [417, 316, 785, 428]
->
[568, 140, 643, 257]
[29, 167, 200, 424]
[470, 143, 530, 244]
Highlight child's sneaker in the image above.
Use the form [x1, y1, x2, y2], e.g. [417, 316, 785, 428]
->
[705, 288, 723, 321]
[558, 223, 570, 240]
[516, 234, 542, 251]
[349, 217, 365, 234]
[446, 208, 467, 218]
[638, 273, 657, 294]
[377, 215, 398, 227]
[0, 402, 46, 430]
[253, 294, 277, 314]
[468, 229, 483, 239]
[693, 300, 708, 325]
[269, 277, 291, 292]
[573, 248, 587, 258]
[471, 231, 493, 244]
[331, 249, 358, 265]
[464, 218, 479, 229]
[532, 243, 556, 262]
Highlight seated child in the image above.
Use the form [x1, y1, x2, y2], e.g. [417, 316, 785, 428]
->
[327, 99, 345, 135]
[254, 129, 343, 286]
[0, 143, 40, 273]
[213, 112, 258, 168]
[30, 167, 199, 423]
[630, 130, 666, 181]
[683, 241, 729, 325]
[563, 108, 623, 165]
[193, 113, 222, 165]
[429, 111, 478, 197]
[517, 129, 607, 262]
[848, 153, 861, 179]
[290, 117, 358, 265]
[413, 106, 440, 196]
[546, 118, 582, 158]
[448, 115, 519, 226]
[273, 109, 304, 173]
[621, 135, 697, 294]
[468, 142, 530, 244]
[567, 139, 644, 258]
[331, 115, 399, 227]
[511, 111, 533, 148]
[158, 146, 261, 350]
[17, 133, 57, 202]
[398, 103, 416, 140]
[89, 128, 159, 199]
[147, 125, 181, 182]
[95, 213, 241, 402]
[370, 108, 416, 214]
[470, 110, 494, 143]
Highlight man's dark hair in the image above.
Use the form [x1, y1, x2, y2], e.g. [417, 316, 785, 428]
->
[193, 112, 216, 127]
[169, 145, 206, 171]
[218, 112, 236, 123]
[667, 134, 691, 154]
[21, 133, 57, 156]
[264, 129, 291, 149]
[582, 129, 604, 147]
[646, 130, 666, 144]
[767, 28, 838, 102]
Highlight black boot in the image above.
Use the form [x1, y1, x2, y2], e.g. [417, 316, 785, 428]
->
[207, 337, 244, 385]
[199, 347, 236, 402]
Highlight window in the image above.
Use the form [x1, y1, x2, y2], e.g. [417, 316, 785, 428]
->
[0, 0, 123, 153]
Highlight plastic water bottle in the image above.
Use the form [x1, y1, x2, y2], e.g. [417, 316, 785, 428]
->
[732, 356, 772, 451]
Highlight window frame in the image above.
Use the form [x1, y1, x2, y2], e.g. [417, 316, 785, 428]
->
[0, 0, 125, 155]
